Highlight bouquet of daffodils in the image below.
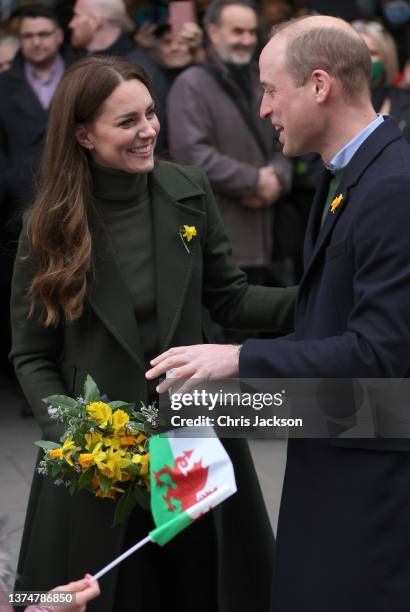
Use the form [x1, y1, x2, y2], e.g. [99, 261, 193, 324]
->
[36, 375, 159, 525]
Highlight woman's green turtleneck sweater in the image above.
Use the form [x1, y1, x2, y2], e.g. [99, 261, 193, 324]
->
[90, 162, 159, 369]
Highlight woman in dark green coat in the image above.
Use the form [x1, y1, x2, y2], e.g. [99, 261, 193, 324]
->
[10, 55, 296, 612]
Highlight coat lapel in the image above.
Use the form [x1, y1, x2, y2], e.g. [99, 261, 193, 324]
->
[87, 165, 206, 365]
[303, 168, 332, 265]
[305, 174, 348, 273]
[150, 165, 205, 352]
[300, 118, 403, 289]
[87, 230, 146, 372]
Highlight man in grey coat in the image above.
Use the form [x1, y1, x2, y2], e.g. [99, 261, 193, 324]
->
[167, 0, 292, 284]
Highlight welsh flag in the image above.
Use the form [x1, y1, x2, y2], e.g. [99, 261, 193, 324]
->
[149, 429, 237, 545]
[92, 428, 237, 580]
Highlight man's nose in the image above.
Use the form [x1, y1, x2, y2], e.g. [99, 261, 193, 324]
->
[241, 32, 256, 47]
[259, 92, 271, 119]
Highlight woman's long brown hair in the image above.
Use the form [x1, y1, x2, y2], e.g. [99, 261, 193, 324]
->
[27, 55, 152, 326]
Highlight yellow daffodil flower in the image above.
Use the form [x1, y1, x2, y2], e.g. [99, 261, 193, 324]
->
[330, 193, 344, 214]
[103, 436, 121, 450]
[120, 435, 136, 447]
[61, 436, 81, 467]
[79, 442, 106, 470]
[78, 453, 94, 469]
[100, 447, 131, 482]
[112, 409, 129, 434]
[49, 448, 63, 459]
[132, 452, 150, 475]
[182, 225, 197, 241]
[95, 484, 124, 499]
[84, 431, 103, 451]
[86, 401, 112, 429]
[96, 488, 117, 500]
[135, 433, 147, 445]
[179, 225, 197, 253]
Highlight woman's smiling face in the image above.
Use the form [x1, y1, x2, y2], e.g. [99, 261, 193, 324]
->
[79, 79, 160, 173]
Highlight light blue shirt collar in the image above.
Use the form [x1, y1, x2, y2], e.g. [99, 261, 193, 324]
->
[327, 115, 384, 174]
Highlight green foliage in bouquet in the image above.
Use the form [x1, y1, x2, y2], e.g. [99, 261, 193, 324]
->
[36, 375, 159, 526]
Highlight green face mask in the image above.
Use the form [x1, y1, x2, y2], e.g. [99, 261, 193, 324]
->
[371, 59, 385, 85]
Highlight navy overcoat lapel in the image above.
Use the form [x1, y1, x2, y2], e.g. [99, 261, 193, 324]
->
[300, 118, 402, 291]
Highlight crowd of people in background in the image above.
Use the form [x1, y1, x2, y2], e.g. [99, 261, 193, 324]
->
[0, 0, 409, 393]
[1, 0, 410, 609]
[0, 2, 408, 385]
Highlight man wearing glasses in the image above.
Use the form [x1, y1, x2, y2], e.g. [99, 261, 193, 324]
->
[0, 5, 67, 190]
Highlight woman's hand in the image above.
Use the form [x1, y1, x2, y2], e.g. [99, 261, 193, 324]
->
[44, 575, 100, 612]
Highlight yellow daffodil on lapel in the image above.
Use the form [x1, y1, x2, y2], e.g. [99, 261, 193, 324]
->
[179, 224, 197, 253]
[330, 193, 344, 214]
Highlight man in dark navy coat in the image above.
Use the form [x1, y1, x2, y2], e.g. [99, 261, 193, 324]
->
[0, 6, 70, 383]
[147, 15, 410, 612]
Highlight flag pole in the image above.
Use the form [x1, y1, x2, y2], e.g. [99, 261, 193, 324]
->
[92, 534, 153, 580]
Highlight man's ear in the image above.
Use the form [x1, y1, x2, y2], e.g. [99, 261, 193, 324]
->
[75, 124, 94, 150]
[91, 13, 103, 31]
[311, 69, 332, 103]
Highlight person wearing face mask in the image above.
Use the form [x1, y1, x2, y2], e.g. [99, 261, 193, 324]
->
[382, 0, 410, 27]
[10, 55, 297, 612]
[167, 0, 293, 293]
[352, 19, 410, 141]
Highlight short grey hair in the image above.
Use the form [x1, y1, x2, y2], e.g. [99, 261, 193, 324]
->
[87, 0, 125, 26]
[272, 21, 372, 102]
[0, 35, 20, 51]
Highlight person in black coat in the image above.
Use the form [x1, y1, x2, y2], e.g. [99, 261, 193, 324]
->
[148, 16, 410, 612]
[0, 5, 72, 383]
[0, 5, 72, 192]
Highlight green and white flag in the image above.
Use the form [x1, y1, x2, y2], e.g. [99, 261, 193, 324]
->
[92, 428, 236, 580]
[149, 427, 237, 545]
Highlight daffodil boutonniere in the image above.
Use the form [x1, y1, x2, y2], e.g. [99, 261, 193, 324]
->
[179, 225, 197, 253]
[330, 193, 344, 214]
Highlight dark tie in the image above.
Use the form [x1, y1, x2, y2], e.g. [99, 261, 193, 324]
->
[320, 169, 343, 227]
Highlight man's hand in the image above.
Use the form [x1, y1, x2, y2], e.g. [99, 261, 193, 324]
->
[47, 575, 100, 612]
[146, 344, 240, 394]
[257, 166, 283, 204]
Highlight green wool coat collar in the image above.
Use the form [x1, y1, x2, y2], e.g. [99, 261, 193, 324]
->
[87, 163, 205, 372]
